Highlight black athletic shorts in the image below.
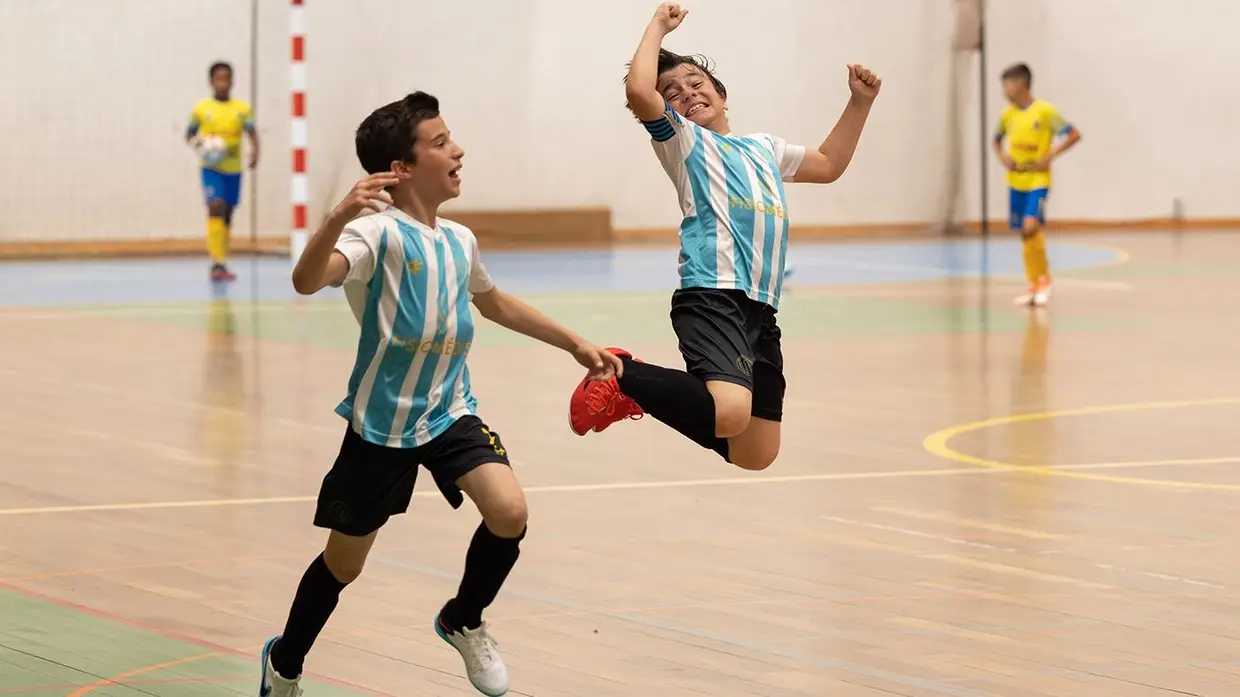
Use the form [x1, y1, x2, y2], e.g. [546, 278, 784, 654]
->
[670, 287, 786, 422]
[313, 415, 510, 537]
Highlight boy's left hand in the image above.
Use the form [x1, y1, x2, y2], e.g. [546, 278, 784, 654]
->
[847, 64, 882, 103]
[1030, 155, 1052, 171]
[572, 342, 624, 381]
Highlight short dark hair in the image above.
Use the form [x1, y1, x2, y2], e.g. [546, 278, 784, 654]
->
[1001, 62, 1032, 85]
[209, 62, 232, 79]
[355, 92, 441, 174]
[624, 48, 727, 111]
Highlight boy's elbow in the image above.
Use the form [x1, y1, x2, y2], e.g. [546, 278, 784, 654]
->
[624, 85, 661, 118]
[290, 271, 320, 295]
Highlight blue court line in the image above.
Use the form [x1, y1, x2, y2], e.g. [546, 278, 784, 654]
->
[372, 556, 989, 696]
[0, 240, 1122, 309]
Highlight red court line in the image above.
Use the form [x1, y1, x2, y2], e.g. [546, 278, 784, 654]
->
[0, 674, 249, 693]
[0, 582, 396, 697]
[66, 651, 224, 696]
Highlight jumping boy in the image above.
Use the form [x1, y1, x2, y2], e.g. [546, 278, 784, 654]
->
[993, 62, 1081, 307]
[567, 3, 880, 472]
[259, 92, 622, 697]
[186, 61, 259, 281]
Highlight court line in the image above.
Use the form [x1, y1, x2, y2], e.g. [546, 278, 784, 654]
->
[822, 514, 1226, 590]
[66, 651, 225, 697]
[869, 505, 1068, 540]
[0, 583, 396, 697]
[7, 452, 1240, 517]
[0, 241, 1129, 320]
[922, 397, 1240, 491]
[0, 468, 985, 515]
[0, 675, 251, 694]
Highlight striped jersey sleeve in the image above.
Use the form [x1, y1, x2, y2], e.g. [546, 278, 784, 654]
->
[334, 215, 382, 285]
[466, 233, 494, 295]
[751, 133, 807, 182]
[640, 102, 690, 143]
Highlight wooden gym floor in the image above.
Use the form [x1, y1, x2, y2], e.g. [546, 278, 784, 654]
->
[2, 230, 1239, 696]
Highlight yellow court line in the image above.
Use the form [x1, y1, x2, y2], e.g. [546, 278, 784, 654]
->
[0, 467, 987, 516]
[869, 505, 1068, 540]
[922, 555, 1115, 590]
[6, 442, 1240, 517]
[922, 397, 1240, 491]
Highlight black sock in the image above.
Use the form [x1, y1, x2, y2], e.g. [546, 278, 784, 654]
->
[441, 522, 524, 632]
[270, 554, 350, 679]
[616, 358, 730, 460]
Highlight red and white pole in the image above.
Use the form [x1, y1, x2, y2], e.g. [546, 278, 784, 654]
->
[290, 0, 308, 259]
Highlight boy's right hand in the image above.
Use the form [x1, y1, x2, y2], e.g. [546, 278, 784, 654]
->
[333, 172, 398, 220]
[1000, 154, 1020, 171]
[651, 3, 688, 34]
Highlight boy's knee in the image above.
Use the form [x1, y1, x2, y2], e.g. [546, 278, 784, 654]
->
[731, 446, 779, 471]
[1021, 217, 1041, 236]
[322, 530, 377, 584]
[323, 551, 366, 584]
[483, 497, 529, 539]
[207, 200, 227, 218]
[714, 401, 751, 439]
[729, 432, 780, 471]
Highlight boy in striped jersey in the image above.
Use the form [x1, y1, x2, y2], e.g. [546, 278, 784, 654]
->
[569, 3, 880, 472]
[259, 92, 621, 697]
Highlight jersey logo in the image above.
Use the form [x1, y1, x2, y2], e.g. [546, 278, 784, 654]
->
[406, 259, 424, 275]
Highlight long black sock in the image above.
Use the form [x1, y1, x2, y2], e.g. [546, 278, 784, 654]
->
[441, 522, 524, 632]
[616, 358, 730, 460]
[270, 554, 350, 679]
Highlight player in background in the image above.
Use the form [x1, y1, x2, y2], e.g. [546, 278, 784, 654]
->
[186, 61, 260, 281]
[258, 92, 622, 697]
[567, 3, 880, 473]
[993, 62, 1081, 307]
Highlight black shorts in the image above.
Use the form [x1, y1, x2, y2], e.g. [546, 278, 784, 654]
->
[670, 288, 786, 421]
[313, 415, 510, 537]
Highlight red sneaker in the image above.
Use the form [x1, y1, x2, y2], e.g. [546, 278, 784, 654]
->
[568, 348, 645, 435]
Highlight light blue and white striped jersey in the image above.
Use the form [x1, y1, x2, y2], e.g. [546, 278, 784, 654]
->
[332, 206, 494, 448]
[643, 105, 806, 309]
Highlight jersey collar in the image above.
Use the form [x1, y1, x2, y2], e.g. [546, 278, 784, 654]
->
[380, 204, 437, 231]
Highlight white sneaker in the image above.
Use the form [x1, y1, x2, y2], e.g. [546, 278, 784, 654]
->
[1032, 279, 1052, 306]
[435, 614, 510, 696]
[1014, 279, 1052, 307]
[259, 636, 304, 697]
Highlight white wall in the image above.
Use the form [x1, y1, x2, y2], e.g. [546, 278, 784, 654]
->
[1, 0, 1235, 243]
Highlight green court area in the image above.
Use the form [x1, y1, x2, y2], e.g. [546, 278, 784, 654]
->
[66, 289, 1131, 350]
[0, 589, 371, 696]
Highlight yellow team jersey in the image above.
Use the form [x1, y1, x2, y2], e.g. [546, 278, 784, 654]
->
[188, 98, 254, 174]
[995, 99, 1072, 192]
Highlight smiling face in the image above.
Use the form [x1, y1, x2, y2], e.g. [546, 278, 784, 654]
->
[355, 92, 464, 210]
[656, 63, 728, 131]
[403, 116, 464, 203]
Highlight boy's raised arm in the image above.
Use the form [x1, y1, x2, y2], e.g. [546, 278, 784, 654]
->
[626, 3, 688, 121]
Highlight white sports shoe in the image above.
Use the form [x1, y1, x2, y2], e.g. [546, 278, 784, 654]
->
[1014, 278, 1052, 307]
[435, 614, 510, 696]
[259, 637, 304, 697]
[1032, 279, 1052, 306]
